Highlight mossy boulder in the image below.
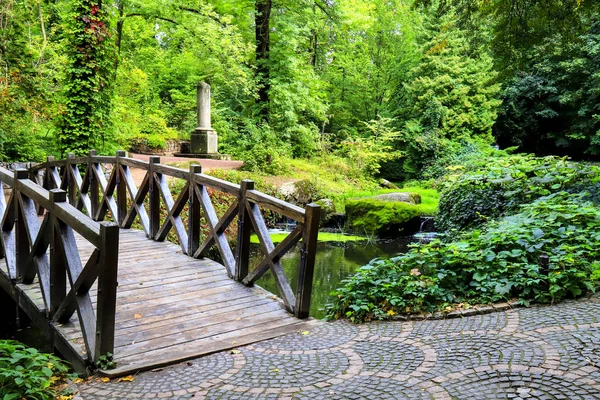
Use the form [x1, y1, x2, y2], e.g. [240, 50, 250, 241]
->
[280, 179, 323, 206]
[345, 196, 421, 236]
[315, 198, 336, 226]
[373, 192, 421, 204]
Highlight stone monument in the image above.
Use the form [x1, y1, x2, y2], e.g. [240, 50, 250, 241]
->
[176, 82, 228, 159]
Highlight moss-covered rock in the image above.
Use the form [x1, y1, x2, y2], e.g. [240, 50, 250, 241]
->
[315, 198, 336, 226]
[345, 198, 421, 236]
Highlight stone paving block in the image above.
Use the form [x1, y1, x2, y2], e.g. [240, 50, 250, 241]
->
[75, 301, 600, 400]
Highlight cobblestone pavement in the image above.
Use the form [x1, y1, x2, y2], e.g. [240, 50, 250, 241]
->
[76, 295, 600, 399]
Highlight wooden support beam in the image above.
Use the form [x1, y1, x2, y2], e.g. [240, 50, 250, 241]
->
[121, 166, 150, 234]
[49, 189, 67, 318]
[116, 151, 127, 226]
[295, 203, 320, 319]
[194, 185, 236, 277]
[235, 180, 254, 282]
[14, 169, 29, 282]
[246, 201, 295, 312]
[95, 222, 119, 362]
[66, 153, 77, 206]
[188, 165, 202, 257]
[149, 157, 161, 239]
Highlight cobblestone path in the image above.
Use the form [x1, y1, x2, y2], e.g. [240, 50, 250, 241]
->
[75, 295, 600, 399]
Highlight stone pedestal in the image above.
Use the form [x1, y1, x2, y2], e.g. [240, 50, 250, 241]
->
[190, 128, 218, 154]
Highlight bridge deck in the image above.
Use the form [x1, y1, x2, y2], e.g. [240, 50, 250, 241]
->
[1, 229, 309, 377]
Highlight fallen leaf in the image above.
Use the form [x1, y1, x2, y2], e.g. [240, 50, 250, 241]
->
[230, 349, 241, 354]
[100, 377, 110, 383]
[301, 331, 310, 335]
[58, 395, 74, 400]
[134, 313, 142, 319]
[272, 295, 278, 300]
[271, 368, 280, 373]
[73, 377, 84, 384]
[232, 341, 237, 344]
[119, 375, 134, 382]
[387, 310, 396, 316]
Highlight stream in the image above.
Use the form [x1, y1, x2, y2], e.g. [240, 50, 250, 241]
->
[250, 234, 433, 319]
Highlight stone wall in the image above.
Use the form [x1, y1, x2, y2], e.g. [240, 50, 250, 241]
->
[129, 139, 181, 155]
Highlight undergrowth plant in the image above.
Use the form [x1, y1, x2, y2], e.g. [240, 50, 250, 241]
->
[0, 340, 74, 400]
[437, 154, 600, 232]
[327, 192, 600, 323]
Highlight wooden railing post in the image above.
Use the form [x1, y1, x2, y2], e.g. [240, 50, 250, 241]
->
[14, 169, 29, 282]
[188, 165, 202, 256]
[148, 156, 160, 239]
[66, 153, 77, 206]
[295, 203, 320, 319]
[95, 221, 119, 362]
[49, 189, 67, 318]
[116, 150, 127, 227]
[235, 180, 254, 282]
[45, 156, 58, 190]
[89, 150, 99, 220]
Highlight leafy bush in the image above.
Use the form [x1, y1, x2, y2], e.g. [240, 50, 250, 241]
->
[437, 154, 600, 232]
[221, 120, 289, 175]
[0, 340, 73, 400]
[327, 192, 600, 323]
[336, 117, 402, 177]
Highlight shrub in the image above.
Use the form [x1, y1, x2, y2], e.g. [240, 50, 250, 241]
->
[0, 340, 73, 400]
[327, 192, 600, 323]
[437, 154, 600, 232]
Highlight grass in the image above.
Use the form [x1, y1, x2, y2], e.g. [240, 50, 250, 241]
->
[165, 156, 439, 216]
[250, 232, 367, 244]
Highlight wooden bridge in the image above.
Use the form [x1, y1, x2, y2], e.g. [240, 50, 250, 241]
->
[0, 151, 319, 376]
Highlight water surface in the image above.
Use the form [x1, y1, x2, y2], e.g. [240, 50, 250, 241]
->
[250, 237, 419, 318]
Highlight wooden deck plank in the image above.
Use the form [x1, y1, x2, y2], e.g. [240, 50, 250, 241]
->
[1, 228, 305, 377]
[102, 320, 310, 377]
[0, 229, 306, 376]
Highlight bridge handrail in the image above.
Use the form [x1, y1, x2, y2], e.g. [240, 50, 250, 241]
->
[29, 150, 320, 319]
[0, 166, 119, 364]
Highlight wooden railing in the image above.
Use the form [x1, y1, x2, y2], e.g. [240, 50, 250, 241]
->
[0, 167, 118, 363]
[29, 150, 320, 319]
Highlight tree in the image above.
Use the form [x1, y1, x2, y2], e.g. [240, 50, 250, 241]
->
[58, 0, 114, 155]
[494, 23, 600, 158]
[393, 13, 500, 178]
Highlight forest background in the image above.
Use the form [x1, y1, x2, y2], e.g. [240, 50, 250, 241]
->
[0, 0, 599, 181]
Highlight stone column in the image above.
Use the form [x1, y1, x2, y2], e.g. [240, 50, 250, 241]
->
[190, 82, 218, 154]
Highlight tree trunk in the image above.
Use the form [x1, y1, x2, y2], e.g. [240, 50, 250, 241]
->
[255, 0, 271, 120]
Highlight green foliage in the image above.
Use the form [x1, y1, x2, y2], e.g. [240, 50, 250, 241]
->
[57, 0, 114, 156]
[222, 120, 289, 175]
[328, 192, 600, 323]
[94, 352, 115, 370]
[345, 198, 421, 235]
[0, 340, 73, 400]
[494, 23, 600, 158]
[337, 117, 402, 177]
[393, 12, 501, 179]
[437, 153, 600, 232]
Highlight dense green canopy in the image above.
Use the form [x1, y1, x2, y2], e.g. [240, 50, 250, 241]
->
[0, 0, 598, 176]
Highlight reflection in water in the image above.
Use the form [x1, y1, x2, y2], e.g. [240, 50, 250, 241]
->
[250, 237, 418, 319]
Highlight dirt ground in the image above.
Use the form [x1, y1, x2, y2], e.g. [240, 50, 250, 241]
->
[127, 153, 244, 185]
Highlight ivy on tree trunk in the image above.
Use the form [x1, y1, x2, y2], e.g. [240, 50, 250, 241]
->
[58, 0, 113, 156]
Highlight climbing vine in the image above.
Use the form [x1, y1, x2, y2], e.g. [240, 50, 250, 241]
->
[58, 0, 113, 156]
